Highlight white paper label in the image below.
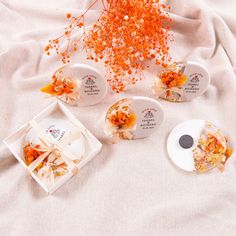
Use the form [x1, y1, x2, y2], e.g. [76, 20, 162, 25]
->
[80, 74, 105, 103]
[45, 124, 67, 142]
[182, 62, 210, 101]
[132, 97, 164, 139]
[140, 108, 158, 131]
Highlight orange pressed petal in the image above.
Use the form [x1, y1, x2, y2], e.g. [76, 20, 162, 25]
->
[40, 83, 59, 96]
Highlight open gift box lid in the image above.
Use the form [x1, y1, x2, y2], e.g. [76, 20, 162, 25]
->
[3, 101, 102, 194]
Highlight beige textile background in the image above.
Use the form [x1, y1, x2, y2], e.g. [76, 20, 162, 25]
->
[0, 0, 236, 235]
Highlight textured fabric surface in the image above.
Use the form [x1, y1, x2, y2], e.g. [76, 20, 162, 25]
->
[0, 0, 236, 235]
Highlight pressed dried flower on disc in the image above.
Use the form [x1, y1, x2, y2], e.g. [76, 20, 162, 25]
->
[23, 118, 85, 187]
[167, 120, 232, 173]
[104, 97, 164, 140]
[153, 61, 210, 102]
[41, 64, 107, 106]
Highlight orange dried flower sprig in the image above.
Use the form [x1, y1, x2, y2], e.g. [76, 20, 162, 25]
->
[45, 0, 172, 92]
[109, 110, 136, 129]
[160, 70, 187, 89]
[41, 73, 75, 96]
[193, 123, 232, 173]
[24, 144, 44, 166]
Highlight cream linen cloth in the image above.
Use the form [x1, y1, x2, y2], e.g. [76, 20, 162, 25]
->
[0, 0, 236, 235]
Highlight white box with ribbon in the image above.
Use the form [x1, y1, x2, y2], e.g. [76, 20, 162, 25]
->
[3, 101, 102, 194]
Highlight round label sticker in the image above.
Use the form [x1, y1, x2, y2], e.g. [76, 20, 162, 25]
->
[104, 96, 164, 140]
[52, 64, 107, 106]
[153, 61, 210, 102]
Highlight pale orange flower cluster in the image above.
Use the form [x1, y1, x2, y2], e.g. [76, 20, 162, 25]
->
[194, 135, 232, 173]
[160, 70, 186, 89]
[45, 0, 172, 92]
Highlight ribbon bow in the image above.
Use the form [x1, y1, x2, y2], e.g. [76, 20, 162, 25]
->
[27, 120, 83, 183]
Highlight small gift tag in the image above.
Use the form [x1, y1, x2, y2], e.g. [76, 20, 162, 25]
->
[104, 96, 164, 140]
[41, 64, 107, 106]
[167, 120, 232, 173]
[153, 61, 210, 102]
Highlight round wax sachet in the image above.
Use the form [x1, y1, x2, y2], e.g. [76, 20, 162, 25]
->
[167, 120, 232, 173]
[41, 64, 107, 106]
[153, 61, 210, 102]
[104, 96, 164, 140]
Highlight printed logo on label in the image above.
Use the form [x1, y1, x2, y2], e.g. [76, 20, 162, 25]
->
[46, 125, 66, 141]
[85, 76, 96, 85]
[140, 108, 157, 130]
[49, 129, 60, 139]
[144, 110, 154, 119]
[184, 73, 203, 95]
[82, 75, 101, 96]
[190, 75, 200, 83]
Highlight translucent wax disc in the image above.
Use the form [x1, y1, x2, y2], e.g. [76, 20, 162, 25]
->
[54, 64, 107, 106]
[154, 61, 210, 102]
[104, 96, 164, 139]
[25, 118, 85, 159]
[167, 119, 229, 172]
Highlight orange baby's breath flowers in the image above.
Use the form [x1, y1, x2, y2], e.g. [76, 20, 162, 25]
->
[45, 0, 172, 92]
[24, 144, 44, 166]
[160, 70, 187, 89]
[193, 123, 232, 173]
[40, 74, 75, 96]
[109, 110, 136, 129]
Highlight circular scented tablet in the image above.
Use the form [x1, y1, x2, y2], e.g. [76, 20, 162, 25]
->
[41, 64, 107, 106]
[167, 120, 231, 173]
[153, 61, 210, 102]
[104, 96, 164, 140]
[25, 118, 85, 159]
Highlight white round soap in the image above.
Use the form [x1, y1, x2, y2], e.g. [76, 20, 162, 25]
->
[25, 118, 85, 159]
[54, 64, 107, 106]
[155, 61, 210, 102]
[105, 96, 164, 139]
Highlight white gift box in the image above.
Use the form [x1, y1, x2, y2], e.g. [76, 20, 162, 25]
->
[3, 101, 102, 194]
